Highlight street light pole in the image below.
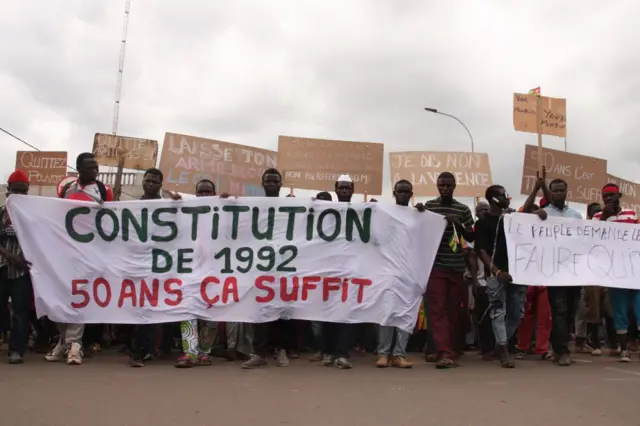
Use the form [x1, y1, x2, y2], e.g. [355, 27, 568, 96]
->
[424, 107, 477, 210]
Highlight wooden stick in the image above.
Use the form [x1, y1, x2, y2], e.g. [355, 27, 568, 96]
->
[536, 93, 543, 174]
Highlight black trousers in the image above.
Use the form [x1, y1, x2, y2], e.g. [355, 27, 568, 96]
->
[0, 270, 33, 356]
[548, 286, 581, 355]
[252, 319, 296, 358]
[473, 287, 495, 354]
[320, 322, 351, 358]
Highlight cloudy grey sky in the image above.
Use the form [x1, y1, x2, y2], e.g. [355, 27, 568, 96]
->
[2, 0, 639, 208]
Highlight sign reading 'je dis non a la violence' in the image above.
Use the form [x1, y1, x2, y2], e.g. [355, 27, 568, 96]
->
[7, 196, 446, 331]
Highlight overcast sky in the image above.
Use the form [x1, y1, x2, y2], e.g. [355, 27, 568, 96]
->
[1, 0, 639, 210]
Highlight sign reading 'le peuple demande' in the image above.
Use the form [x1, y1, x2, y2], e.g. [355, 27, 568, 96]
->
[505, 213, 640, 290]
[158, 133, 278, 196]
[513, 93, 567, 138]
[520, 145, 607, 204]
[15, 151, 68, 186]
[93, 133, 158, 171]
[389, 151, 493, 198]
[277, 136, 384, 195]
[7, 196, 445, 331]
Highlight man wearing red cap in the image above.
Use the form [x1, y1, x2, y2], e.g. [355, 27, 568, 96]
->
[0, 170, 33, 364]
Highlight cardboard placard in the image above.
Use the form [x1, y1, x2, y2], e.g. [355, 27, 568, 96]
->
[277, 135, 384, 194]
[158, 133, 278, 195]
[607, 174, 640, 214]
[513, 93, 567, 138]
[389, 151, 493, 198]
[15, 151, 68, 186]
[520, 145, 606, 204]
[93, 133, 158, 171]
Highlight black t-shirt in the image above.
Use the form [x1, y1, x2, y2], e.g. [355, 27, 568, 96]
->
[474, 213, 508, 272]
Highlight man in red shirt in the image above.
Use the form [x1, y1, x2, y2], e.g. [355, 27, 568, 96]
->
[592, 183, 639, 362]
[45, 153, 113, 366]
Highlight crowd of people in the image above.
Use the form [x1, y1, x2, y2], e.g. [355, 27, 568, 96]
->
[0, 152, 638, 371]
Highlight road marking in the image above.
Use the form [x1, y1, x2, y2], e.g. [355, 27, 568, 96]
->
[603, 378, 639, 382]
[605, 367, 640, 377]
[573, 359, 593, 363]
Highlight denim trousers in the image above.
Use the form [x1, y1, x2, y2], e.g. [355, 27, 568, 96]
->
[485, 277, 526, 346]
[377, 326, 410, 357]
[0, 270, 33, 356]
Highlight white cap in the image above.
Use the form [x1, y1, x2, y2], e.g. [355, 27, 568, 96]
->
[337, 174, 352, 183]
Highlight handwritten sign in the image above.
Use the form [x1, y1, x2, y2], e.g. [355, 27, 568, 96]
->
[93, 133, 158, 171]
[520, 145, 607, 204]
[389, 151, 492, 197]
[513, 93, 567, 138]
[608, 174, 640, 214]
[277, 136, 384, 194]
[506, 213, 640, 289]
[15, 151, 67, 186]
[158, 133, 278, 195]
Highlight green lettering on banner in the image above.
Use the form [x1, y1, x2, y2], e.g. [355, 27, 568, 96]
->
[181, 206, 211, 241]
[222, 205, 250, 240]
[95, 209, 119, 242]
[122, 208, 148, 242]
[177, 248, 194, 273]
[317, 209, 341, 241]
[152, 248, 173, 273]
[251, 207, 275, 240]
[346, 207, 371, 243]
[65, 206, 94, 243]
[278, 206, 306, 241]
[151, 207, 178, 242]
[211, 207, 220, 239]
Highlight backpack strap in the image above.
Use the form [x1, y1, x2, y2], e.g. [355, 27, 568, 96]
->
[60, 181, 73, 199]
[95, 180, 108, 202]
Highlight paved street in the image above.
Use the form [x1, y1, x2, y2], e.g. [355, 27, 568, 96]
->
[0, 351, 638, 426]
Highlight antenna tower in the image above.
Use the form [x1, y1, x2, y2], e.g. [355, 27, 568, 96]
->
[112, 0, 131, 135]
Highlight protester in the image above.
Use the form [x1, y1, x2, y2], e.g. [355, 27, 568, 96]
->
[475, 185, 526, 368]
[535, 178, 583, 366]
[592, 183, 640, 362]
[46, 153, 114, 365]
[0, 170, 33, 364]
[375, 180, 415, 369]
[421, 172, 474, 369]
[242, 168, 296, 369]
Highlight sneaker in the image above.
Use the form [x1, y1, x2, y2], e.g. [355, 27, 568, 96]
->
[619, 350, 631, 363]
[241, 355, 267, 369]
[514, 352, 526, 360]
[376, 355, 389, 368]
[175, 354, 196, 368]
[575, 342, 593, 354]
[591, 348, 602, 356]
[309, 351, 323, 362]
[45, 341, 66, 362]
[609, 346, 622, 357]
[335, 357, 352, 369]
[142, 353, 153, 362]
[197, 354, 213, 366]
[322, 354, 335, 366]
[288, 351, 300, 359]
[66, 343, 83, 365]
[275, 349, 290, 367]
[391, 356, 412, 369]
[8, 352, 24, 364]
[556, 354, 572, 366]
[129, 357, 144, 368]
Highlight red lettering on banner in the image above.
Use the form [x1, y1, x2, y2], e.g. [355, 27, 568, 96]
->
[71, 279, 90, 308]
[352, 278, 373, 303]
[341, 278, 349, 302]
[223, 277, 239, 303]
[200, 276, 240, 308]
[322, 277, 342, 301]
[140, 279, 160, 307]
[118, 279, 138, 308]
[255, 275, 275, 303]
[201, 277, 220, 306]
[164, 279, 183, 306]
[280, 277, 299, 302]
[301, 276, 321, 301]
[93, 278, 112, 308]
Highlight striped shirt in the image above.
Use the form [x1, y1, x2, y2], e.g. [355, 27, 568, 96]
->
[592, 208, 638, 224]
[0, 205, 27, 279]
[424, 197, 474, 272]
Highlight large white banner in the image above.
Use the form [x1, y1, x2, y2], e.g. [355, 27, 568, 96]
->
[7, 195, 446, 331]
[505, 213, 640, 289]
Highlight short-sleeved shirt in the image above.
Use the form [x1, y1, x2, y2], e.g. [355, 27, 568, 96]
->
[474, 213, 508, 273]
[59, 180, 114, 202]
[543, 204, 582, 219]
[592, 208, 638, 224]
[424, 197, 474, 272]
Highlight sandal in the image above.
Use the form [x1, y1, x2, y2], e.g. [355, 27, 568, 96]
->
[514, 352, 526, 360]
[425, 353, 438, 363]
[435, 357, 457, 369]
[500, 354, 515, 368]
[541, 352, 553, 361]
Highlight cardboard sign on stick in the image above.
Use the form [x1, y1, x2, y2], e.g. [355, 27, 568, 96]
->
[93, 133, 158, 171]
[513, 93, 567, 138]
[608, 174, 640, 214]
[15, 151, 68, 186]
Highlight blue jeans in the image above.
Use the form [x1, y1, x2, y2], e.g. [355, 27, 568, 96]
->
[485, 277, 526, 346]
[609, 288, 640, 333]
[377, 326, 410, 357]
[0, 270, 33, 356]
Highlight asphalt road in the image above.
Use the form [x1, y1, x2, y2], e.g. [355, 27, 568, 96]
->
[0, 351, 638, 426]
